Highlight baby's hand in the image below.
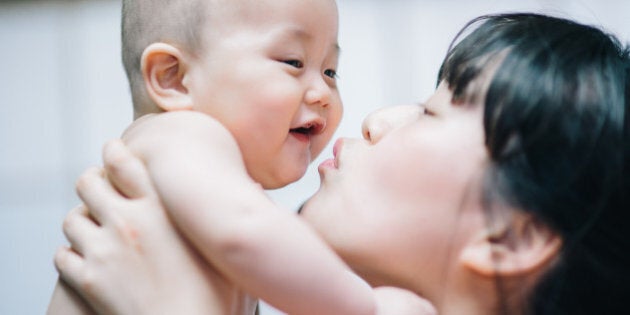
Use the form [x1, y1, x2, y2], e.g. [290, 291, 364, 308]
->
[374, 287, 437, 315]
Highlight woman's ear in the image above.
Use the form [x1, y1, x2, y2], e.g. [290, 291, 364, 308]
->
[141, 43, 193, 112]
[460, 212, 562, 278]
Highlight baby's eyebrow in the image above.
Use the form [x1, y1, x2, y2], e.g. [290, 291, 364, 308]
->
[279, 27, 313, 42]
[283, 27, 341, 55]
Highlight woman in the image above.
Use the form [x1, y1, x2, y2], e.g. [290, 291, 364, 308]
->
[55, 13, 628, 314]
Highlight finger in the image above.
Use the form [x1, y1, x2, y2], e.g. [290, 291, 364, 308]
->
[76, 166, 124, 225]
[62, 205, 100, 255]
[103, 139, 155, 199]
[54, 246, 86, 290]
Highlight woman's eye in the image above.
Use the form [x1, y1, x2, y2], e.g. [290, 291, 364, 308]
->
[324, 69, 338, 79]
[283, 60, 304, 69]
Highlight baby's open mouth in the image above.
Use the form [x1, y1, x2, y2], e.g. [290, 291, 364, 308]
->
[289, 121, 325, 143]
[290, 126, 315, 135]
[290, 121, 324, 136]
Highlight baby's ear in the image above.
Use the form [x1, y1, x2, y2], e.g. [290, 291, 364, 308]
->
[141, 43, 193, 111]
[459, 211, 561, 278]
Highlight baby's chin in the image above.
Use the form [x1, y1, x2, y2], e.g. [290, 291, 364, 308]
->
[253, 166, 309, 190]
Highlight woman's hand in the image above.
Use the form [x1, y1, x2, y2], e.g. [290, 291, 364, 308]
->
[54, 140, 222, 315]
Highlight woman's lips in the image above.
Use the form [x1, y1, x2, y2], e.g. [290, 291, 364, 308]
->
[333, 138, 343, 158]
[319, 158, 336, 170]
[319, 138, 344, 171]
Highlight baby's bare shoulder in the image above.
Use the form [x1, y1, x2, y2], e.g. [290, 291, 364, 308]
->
[127, 111, 227, 136]
[122, 111, 238, 158]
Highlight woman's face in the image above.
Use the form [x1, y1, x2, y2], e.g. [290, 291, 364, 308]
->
[300, 82, 489, 297]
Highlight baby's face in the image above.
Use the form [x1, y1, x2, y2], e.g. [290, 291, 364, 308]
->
[186, 0, 341, 189]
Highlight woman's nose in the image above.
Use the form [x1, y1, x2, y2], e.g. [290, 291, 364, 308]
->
[362, 104, 423, 143]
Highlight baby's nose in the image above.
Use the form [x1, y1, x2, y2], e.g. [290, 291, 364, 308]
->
[305, 77, 331, 107]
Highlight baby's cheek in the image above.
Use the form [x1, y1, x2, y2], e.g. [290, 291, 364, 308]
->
[328, 102, 343, 133]
[310, 131, 335, 161]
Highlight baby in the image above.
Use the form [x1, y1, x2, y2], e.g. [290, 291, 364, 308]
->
[49, 0, 432, 314]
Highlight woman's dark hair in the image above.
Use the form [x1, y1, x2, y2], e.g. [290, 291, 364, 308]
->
[438, 13, 629, 314]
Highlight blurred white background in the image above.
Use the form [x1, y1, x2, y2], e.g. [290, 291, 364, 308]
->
[1, 0, 628, 314]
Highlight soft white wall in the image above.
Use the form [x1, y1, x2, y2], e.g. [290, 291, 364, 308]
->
[0, 1, 130, 314]
[1, 1, 628, 314]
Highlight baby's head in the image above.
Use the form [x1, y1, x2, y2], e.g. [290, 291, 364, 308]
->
[121, 0, 342, 189]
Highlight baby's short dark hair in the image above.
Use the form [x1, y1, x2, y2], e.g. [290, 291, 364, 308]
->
[121, 0, 209, 115]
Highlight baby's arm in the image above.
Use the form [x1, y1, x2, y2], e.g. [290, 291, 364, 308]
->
[374, 287, 437, 315]
[124, 111, 376, 315]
